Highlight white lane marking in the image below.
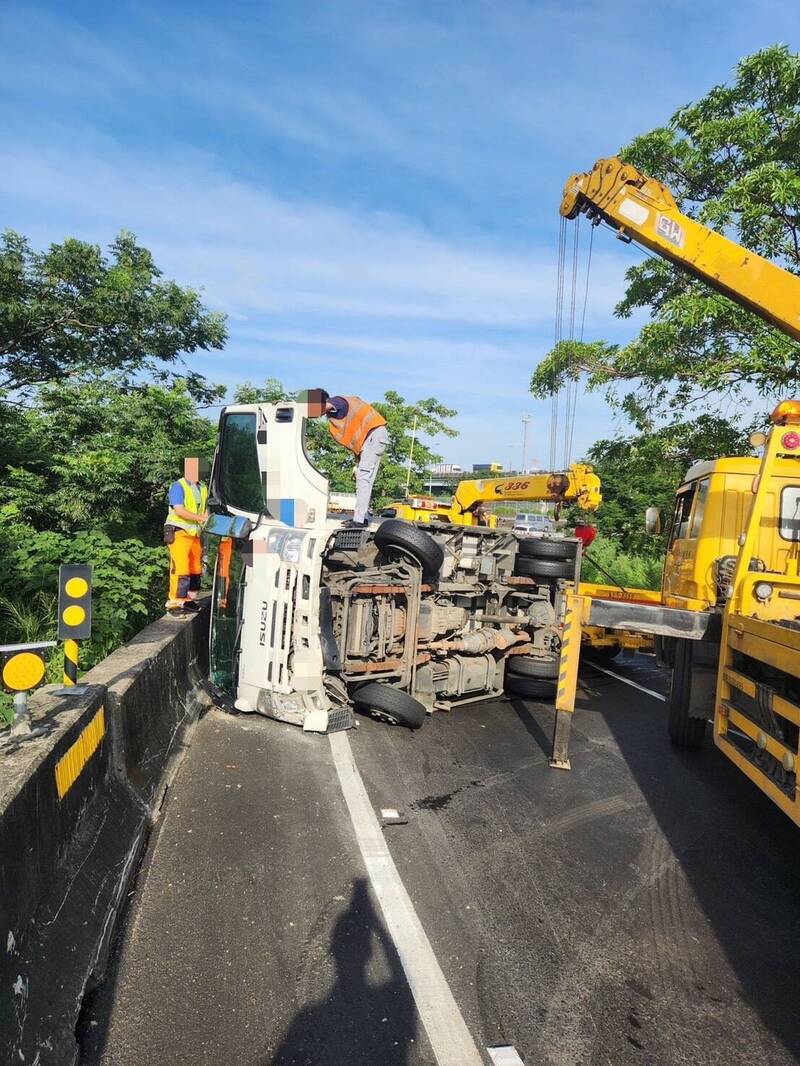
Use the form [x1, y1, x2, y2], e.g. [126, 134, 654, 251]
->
[586, 662, 667, 702]
[487, 1047, 525, 1066]
[329, 730, 484, 1066]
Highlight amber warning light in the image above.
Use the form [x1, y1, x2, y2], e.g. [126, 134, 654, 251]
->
[770, 400, 800, 425]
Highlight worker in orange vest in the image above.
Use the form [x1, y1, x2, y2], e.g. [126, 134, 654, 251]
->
[320, 392, 388, 527]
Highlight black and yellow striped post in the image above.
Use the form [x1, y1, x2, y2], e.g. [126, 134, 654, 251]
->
[63, 639, 79, 687]
[551, 591, 588, 770]
[57, 565, 92, 693]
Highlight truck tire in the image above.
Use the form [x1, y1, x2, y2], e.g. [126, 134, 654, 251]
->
[351, 682, 426, 729]
[514, 556, 575, 579]
[584, 644, 622, 663]
[374, 520, 444, 578]
[668, 638, 706, 748]
[504, 674, 557, 699]
[517, 538, 578, 560]
[506, 654, 560, 679]
[655, 635, 676, 668]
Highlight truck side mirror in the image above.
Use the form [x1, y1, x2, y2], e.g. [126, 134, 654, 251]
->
[645, 507, 662, 535]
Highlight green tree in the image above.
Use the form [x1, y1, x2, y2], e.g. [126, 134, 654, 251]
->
[232, 380, 458, 506]
[532, 45, 800, 425]
[0, 377, 218, 538]
[0, 230, 227, 403]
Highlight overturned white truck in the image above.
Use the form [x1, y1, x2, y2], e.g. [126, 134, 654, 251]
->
[206, 401, 583, 732]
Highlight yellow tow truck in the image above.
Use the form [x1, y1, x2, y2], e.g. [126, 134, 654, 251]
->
[551, 156, 800, 827]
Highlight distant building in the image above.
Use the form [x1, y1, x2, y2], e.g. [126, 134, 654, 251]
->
[329, 492, 356, 513]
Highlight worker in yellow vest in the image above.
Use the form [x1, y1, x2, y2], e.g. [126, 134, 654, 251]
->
[164, 457, 209, 612]
[320, 392, 388, 527]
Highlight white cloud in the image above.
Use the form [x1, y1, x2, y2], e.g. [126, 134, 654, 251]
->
[1, 141, 636, 334]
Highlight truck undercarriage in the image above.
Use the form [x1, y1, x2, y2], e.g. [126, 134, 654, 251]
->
[321, 521, 563, 721]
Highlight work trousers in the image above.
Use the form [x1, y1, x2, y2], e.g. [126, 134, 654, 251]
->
[354, 425, 389, 523]
[167, 530, 202, 606]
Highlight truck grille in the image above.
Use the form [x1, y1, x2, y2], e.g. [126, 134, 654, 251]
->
[332, 527, 370, 552]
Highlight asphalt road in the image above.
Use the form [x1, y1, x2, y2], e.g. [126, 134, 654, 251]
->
[81, 657, 800, 1065]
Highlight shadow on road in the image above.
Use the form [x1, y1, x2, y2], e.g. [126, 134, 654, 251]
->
[592, 662, 800, 1061]
[266, 879, 417, 1066]
[508, 697, 553, 760]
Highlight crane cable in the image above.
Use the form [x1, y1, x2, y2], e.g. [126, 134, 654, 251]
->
[550, 214, 595, 470]
[550, 217, 567, 470]
[562, 217, 580, 467]
[565, 222, 594, 466]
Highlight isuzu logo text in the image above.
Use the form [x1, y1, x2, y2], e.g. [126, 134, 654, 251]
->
[259, 600, 269, 646]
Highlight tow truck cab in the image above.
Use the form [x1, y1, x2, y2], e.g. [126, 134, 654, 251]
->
[206, 401, 583, 733]
[661, 456, 800, 613]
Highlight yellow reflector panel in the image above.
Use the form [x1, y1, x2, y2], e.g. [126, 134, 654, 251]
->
[55, 706, 106, 800]
[62, 605, 86, 626]
[2, 652, 46, 692]
[64, 576, 89, 598]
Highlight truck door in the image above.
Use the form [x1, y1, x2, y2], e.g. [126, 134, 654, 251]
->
[663, 479, 710, 608]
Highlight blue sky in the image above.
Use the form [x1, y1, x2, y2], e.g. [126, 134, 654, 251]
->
[1, 1, 797, 469]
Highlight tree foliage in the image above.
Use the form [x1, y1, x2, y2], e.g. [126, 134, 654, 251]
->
[0, 230, 227, 403]
[0, 378, 218, 538]
[233, 379, 458, 505]
[532, 45, 800, 425]
[0, 517, 166, 671]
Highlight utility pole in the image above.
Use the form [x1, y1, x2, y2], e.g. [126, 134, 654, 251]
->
[521, 414, 531, 473]
[405, 415, 418, 495]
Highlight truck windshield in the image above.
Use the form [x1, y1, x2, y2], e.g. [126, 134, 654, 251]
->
[779, 486, 800, 540]
[217, 412, 264, 514]
[668, 485, 697, 546]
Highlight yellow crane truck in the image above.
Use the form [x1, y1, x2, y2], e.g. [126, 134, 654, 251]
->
[551, 156, 800, 827]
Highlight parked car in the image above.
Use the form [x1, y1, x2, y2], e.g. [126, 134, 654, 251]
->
[513, 513, 555, 534]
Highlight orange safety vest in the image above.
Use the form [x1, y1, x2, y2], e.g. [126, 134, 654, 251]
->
[327, 396, 386, 455]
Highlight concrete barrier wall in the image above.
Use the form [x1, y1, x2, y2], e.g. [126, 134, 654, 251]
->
[0, 606, 211, 1066]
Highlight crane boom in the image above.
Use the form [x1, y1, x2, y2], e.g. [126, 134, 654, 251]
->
[451, 463, 601, 516]
[385, 463, 601, 526]
[560, 156, 800, 343]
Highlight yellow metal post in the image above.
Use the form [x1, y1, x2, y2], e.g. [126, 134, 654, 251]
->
[551, 592, 587, 770]
[63, 638, 79, 687]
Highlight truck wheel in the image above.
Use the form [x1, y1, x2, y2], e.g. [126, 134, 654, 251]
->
[505, 674, 557, 699]
[584, 644, 622, 663]
[518, 538, 577, 560]
[506, 654, 560, 679]
[514, 556, 575, 579]
[374, 520, 444, 578]
[351, 682, 426, 729]
[655, 635, 676, 668]
[668, 638, 706, 748]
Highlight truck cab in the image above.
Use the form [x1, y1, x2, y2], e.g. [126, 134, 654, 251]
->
[661, 456, 800, 613]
